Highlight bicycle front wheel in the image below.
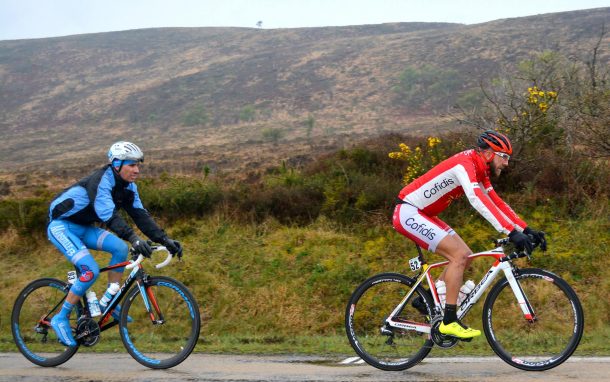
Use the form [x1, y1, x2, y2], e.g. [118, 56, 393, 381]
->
[483, 268, 584, 371]
[11, 278, 81, 367]
[119, 276, 201, 369]
[345, 273, 434, 371]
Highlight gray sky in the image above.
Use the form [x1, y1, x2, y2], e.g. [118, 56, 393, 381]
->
[1, 0, 608, 41]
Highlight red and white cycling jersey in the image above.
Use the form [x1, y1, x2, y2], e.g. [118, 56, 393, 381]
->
[397, 149, 526, 235]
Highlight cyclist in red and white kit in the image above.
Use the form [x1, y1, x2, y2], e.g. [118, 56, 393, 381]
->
[393, 130, 546, 339]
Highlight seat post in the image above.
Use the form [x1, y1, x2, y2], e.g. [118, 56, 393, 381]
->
[415, 244, 426, 263]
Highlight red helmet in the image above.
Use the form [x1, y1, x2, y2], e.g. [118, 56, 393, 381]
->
[477, 130, 512, 155]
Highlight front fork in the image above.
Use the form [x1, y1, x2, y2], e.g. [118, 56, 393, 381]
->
[503, 267, 536, 322]
[137, 275, 165, 325]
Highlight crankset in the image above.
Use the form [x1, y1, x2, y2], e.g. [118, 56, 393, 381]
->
[75, 316, 101, 347]
[430, 316, 459, 348]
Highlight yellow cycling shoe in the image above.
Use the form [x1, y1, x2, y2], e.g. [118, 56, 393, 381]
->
[439, 321, 481, 339]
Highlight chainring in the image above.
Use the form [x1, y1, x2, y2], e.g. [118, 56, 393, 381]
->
[430, 316, 459, 348]
[76, 317, 101, 347]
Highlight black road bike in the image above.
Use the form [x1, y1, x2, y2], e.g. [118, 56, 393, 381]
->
[12, 246, 200, 369]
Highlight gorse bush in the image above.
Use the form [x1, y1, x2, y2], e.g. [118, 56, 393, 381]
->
[457, 47, 609, 211]
[138, 176, 223, 220]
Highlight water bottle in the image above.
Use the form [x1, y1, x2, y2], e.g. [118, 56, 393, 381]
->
[99, 283, 120, 312]
[86, 290, 101, 317]
[67, 271, 77, 285]
[458, 280, 476, 306]
[435, 280, 446, 308]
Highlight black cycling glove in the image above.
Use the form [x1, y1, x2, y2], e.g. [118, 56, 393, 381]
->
[508, 229, 533, 254]
[523, 226, 547, 251]
[129, 235, 153, 257]
[162, 237, 183, 258]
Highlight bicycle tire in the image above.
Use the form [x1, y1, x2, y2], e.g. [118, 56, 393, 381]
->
[482, 268, 584, 371]
[345, 273, 434, 371]
[119, 276, 200, 369]
[11, 278, 81, 367]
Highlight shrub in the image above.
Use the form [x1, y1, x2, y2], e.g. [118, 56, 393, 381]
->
[139, 176, 223, 220]
[0, 197, 48, 235]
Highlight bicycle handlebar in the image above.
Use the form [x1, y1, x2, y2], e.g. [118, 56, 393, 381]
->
[495, 234, 544, 262]
[126, 246, 173, 270]
[494, 237, 511, 246]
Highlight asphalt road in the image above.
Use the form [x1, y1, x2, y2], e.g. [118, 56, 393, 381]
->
[0, 353, 608, 382]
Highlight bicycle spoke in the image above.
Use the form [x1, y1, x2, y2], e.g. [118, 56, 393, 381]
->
[346, 273, 433, 371]
[11, 279, 80, 367]
[483, 269, 583, 371]
[120, 276, 200, 369]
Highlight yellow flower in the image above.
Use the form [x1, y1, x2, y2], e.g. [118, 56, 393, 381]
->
[538, 91, 545, 97]
[427, 137, 441, 148]
[399, 143, 411, 154]
[548, 91, 557, 98]
[538, 102, 548, 112]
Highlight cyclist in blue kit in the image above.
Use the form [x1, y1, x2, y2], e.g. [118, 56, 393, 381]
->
[47, 141, 183, 346]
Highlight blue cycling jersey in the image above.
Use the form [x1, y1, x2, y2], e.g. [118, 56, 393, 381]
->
[49, 165, 165, 243]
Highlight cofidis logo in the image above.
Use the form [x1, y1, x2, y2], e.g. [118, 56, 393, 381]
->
[404, 218, 437, 240]
[423, 178, 455, 199]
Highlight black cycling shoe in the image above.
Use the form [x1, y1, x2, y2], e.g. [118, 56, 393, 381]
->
[411, 295, 429, 315]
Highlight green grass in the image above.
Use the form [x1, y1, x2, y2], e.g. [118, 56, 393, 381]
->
[1, 209, 609, 356]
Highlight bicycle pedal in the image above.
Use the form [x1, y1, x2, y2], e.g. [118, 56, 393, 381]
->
[460, 337, 473, 342]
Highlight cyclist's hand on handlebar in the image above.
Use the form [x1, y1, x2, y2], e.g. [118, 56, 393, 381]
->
[508, 229, 533, 254]
[161, 237, 183, 259]
[524, 226, 547, 251]
[129, 235, 153, 257]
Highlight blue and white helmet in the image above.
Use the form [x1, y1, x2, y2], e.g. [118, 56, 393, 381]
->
[107, 141, 144, 167]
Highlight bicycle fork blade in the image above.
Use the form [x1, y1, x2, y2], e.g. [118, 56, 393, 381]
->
[139, 282, 165, 324]
[506, 270, 537, 322]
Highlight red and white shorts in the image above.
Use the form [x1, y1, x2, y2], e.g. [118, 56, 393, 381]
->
[392, 203, 455, 252]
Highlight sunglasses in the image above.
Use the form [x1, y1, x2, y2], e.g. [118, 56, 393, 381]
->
[494, 152, 511, 161]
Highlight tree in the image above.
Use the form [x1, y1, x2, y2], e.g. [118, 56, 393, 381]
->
[239, 105, 256, 122]
[262, 128, 283, 145]
[181, 105, 209, 127]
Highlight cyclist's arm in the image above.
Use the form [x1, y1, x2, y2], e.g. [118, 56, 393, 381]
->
[123, 183, 166, 243]
[453, 164, 516, 235]
[483, 180, 527, 230]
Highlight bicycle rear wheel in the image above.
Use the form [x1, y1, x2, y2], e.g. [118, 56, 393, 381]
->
[119, 276, 200, 369]
[11, 278, 81, 367]
[345, 273, 434, 371]
[483, 268, 584, 371]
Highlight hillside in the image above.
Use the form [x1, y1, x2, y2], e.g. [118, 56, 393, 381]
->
[0, 8, 608, 185]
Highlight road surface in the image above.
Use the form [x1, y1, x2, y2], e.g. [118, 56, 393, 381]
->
[0, 353, 608, 381]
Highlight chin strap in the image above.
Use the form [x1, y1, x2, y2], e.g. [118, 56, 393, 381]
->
[478, 149, 495, 163]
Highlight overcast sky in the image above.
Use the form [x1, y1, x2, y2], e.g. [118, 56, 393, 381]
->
[0, 0, 608, 41]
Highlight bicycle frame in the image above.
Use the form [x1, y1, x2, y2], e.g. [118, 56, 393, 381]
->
[385, 244, 535, 335]
[95, 260, 149, 332]
[71, 249, 171, 334]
